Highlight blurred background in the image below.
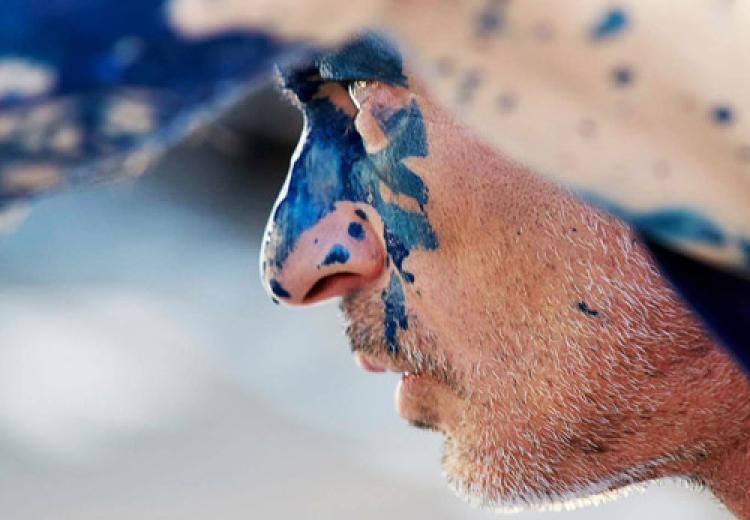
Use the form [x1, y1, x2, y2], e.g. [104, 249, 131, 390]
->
[0, 86, 732, 519]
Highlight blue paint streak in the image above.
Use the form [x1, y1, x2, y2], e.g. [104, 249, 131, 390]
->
[322, 244, 350, 265]
[271, 36, 439, 348]
[382, 272, 408, 355]
[591, 8, 629, 40]
[271, 40, 437, 282]
[270, 278, 291, 298]
[348, 221, 365, 240]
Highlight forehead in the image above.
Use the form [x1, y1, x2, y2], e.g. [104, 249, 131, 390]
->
[281, 33, 407, 101]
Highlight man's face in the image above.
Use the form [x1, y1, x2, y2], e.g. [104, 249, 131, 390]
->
[260, 37, 748, 511]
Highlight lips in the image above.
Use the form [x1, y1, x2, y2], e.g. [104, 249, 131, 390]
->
[353, 351, 418, 375]
[353, 351, 433, 422]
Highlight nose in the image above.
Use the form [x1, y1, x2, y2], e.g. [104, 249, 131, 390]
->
[261, 202, 386, 305]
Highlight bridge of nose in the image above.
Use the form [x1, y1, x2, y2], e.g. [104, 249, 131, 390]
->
[263, 201, 385, 304]
[260, 85, 378, 303]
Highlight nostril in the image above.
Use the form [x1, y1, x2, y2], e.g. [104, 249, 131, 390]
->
[303, 272, 361, 304]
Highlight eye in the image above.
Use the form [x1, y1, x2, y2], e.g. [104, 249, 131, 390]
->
[348, 79, 379, 110]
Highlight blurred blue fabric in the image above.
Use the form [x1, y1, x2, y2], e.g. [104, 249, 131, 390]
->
[0, 0, 302, 204]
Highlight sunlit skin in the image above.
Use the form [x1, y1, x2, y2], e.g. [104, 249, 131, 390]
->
[260, 59, 750, 517]
[5, 2, 749, 516]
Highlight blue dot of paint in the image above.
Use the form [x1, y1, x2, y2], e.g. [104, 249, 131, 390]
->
[348, 222, 365, 240]
[712, 105, 735, 125]
[612, 66, 634, 86]
[322, 244, 351, 265]
[591, 8, 629, 40]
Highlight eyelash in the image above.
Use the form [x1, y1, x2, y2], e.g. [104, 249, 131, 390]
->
[348, 80, 377, 110]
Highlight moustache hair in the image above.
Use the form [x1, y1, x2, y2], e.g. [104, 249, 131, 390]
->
[340, 291, 466, 397]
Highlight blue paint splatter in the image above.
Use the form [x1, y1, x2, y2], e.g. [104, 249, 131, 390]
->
[577, 301, 599, 317]
[612, 66, 634, 86]
[591, 8, 629, 40]
[348, 221, 365, 240]
[382, 272, 408, 355]
[322, 244, 350, 265]
[712, 105, 735, 125]
[355, 208, 368, 220]
[270, 35, 439, 351]
[270, 278, 291, 298]
[476, 0, 507, 37]
[272, 38, 438, 280]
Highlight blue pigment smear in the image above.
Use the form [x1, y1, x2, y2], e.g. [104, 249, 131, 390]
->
[271, 35, 439, 352]
[348, 221, 365, 240]
[382, 272, 408, 355]
[591, 8, 629, 40]
[577, 301, 599, 317]
[354, 208, 368, 221]
[270, 278, 291, 298]
[322, 244, 350, 265]
[271, 38, 437, 277]
[317, 32, 407, 86]
[712, 105, 735, 125]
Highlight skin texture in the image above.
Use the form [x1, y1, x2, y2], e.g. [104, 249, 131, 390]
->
[4, 1, 749, 516]
[260, 47, 750, 517]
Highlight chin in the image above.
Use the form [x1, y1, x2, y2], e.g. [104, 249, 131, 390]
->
[439, 432, 652, 515]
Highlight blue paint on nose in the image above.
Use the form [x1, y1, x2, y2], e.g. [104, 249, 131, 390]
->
[267, 35, 440, 354]
[382, 272, 408, 355]
[348, 221, 365, 240]
[269, 64, 436, 277]
[322, 244, 350, 265]
[270, 278, 291, 298]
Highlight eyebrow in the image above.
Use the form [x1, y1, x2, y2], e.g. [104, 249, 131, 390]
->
[277, 33, 407, 105]
[316, 33, 408, 87]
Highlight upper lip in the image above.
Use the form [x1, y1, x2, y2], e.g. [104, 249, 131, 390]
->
[354, 351, 418, 374]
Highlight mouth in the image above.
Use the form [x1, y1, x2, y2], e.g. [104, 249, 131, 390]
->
[353, 351, 436, 425]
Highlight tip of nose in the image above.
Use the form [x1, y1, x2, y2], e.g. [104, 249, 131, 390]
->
[262, 204, 385, 306]
[269, 278, 292, 300]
